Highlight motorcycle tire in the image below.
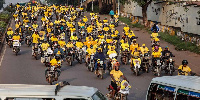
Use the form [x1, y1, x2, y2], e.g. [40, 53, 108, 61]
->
[48, 76, 52, 85]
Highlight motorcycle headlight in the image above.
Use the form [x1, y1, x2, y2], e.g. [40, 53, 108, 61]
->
[170, 58, 173, 62]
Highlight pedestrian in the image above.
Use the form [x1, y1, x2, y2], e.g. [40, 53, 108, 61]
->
[109, 10, 114, 19]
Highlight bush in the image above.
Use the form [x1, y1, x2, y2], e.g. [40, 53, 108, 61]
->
[119, 17, 131, 25]
[0, 21, 7, 28]
[3, 5, 15, 13]
[0, 12, 11, 23]
[99, 3, 112, 14]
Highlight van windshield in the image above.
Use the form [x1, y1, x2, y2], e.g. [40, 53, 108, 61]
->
[176, 89, 200, 100]
[92, 91, 107, 100]
[147, 83, 175, 100]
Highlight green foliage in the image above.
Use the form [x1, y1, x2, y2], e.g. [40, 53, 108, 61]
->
[0, 21, 7, 28]
[0, 12, 11, 23]
[119, 16, 132, 26]
[3, 5, 15, 13]
[119, 16, 200, 54]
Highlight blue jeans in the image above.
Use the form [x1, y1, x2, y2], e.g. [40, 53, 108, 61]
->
[94, 62, 106, 70]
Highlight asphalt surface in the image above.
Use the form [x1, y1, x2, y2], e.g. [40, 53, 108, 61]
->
[0, 11, 189, 100]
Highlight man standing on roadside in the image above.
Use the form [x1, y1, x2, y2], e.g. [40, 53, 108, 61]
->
[109, 10, 114, 19]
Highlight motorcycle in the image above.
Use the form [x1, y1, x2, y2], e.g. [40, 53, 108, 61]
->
[76, 47, 83, 64]
[33, 44, 40, 60]
[25, 35, 32, 47]
[47, 66, 56, 85]
[87, 54, 94, 72]
[7, 35, 13, 48]
[141, 53, 150, 73]
[52, 41, 58, 51]
[96, 60, 104, 79]
[114, 18, 119, 27]
[41, 49, 52, 67]
[130, 57, 141, 76]
[107, 80, 131, 100]
[164, 57, 175, 76]
[13, 40, 20, 56]
[107, 53, 118, 72]
[121, 49, 129, 65]
[66, 48, 74, 66]
[153, 58, 162, 76]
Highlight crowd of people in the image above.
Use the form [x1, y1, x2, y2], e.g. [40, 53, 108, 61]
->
[5, 1, 195, 99]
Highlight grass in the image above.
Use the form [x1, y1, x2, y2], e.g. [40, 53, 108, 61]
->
[119, 16, 200, 54]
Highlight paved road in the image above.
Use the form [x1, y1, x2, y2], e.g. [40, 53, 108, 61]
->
[1, 11, 193, 100]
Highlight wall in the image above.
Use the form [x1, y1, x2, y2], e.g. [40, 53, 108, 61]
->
[123, 1, 200, 35]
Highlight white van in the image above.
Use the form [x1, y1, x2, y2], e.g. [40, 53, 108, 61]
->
[0, 83, 108, 100]
[146, 76, 200, 100]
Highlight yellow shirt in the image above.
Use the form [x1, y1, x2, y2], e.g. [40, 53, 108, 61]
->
[121, 43, 129, 51]
[106, 39, 112, 43]
[83, 18, 88, 23]
[110, 70, 123, 82]
[32, 34, 39, 43]
[130, 44, 139, 52]
[12, 35, 20, 40]
[76, 42, 84, 48]
[86, 48, 96, 55]
[51, 37, 58, 42]
[152, 51, 161, 58]
[7, 31, 14, 35]
[103, 27, 109, 31]
[140, 47, 149, 54]
[123, 27, 129, 33]
[41, 43, 50, 51]
[103, 20, 108, 23]
[70, 36, 78, 41]
[66, 43, 74, 48]
[178, 65, 191, 76]
[58, 41, 66, 47]
[50, 59, 61, 66]
[151, 33, 158, 39]
[87, 27, 93, 33]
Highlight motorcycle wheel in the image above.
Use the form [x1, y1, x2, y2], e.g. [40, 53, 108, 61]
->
[169, 64, 173, 76]
[69, 57, 72, 66]
[35, 52, 38, 60]
[79, 55, 82, 64]
[125, 57, 128, 65]
[135, 67, 139, 76]
[145, 64, 149, 73]
[157, 67, 161, 77]
[90, 63, 94, 72]
[48, 76, 52, 85]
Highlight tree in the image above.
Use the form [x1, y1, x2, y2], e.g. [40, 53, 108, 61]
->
[99, 0, 102, 9]
[120, 0, 156, 26]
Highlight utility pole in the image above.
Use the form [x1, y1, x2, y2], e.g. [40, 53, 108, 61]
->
[118, 0, 119, 16]
[92, 0, 93, 12]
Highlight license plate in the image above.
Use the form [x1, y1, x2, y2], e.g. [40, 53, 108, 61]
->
[13, 42, 19, 46]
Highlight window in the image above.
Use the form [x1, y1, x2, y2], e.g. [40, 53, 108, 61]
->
[147, 83, 175, 100]
[176, 89, 200, 100]
[92, 91, 107, 100]
[5, 98, 55, 100]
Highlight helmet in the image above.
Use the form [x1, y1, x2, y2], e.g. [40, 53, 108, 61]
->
[98, 48, 102, 52]
[142, 44, 145, 47]
[182, 60, 188, 65]
[165, 46, 169, 50]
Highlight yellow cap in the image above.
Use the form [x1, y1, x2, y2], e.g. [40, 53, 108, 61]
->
[142, 44, 145, 46]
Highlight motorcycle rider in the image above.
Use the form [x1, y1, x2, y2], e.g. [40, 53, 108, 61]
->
[94, 48, 106, 73]
[151, 23, 159, 32]
[53, 45, 64, 60]
[140, 44, 149, 55]
[45, 55, 61, 81]
[12, 32, 21, 51]
[110, 62, 128, 99]
[130, 48, 141, 71]
[31, 31, 40, 56]
[6, 27, 14, 43]
[41, 39, 50, 56]
[151, 46, 162, 71]
[178, 60, 194, 76]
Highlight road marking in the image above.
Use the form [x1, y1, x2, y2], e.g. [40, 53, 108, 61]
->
[0, 44, 6, 67]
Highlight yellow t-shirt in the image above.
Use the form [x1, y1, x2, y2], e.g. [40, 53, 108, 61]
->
[86, 48, 96, 55]
[51, 37, 58, 42]
[41, 43, 50, 51]
[103, 27, 109, 31]
[32, 34, 39, 43]
[123, 27, 129, 33]
[121, 43, 129, 51]
[110, 70, 123, 82]
[152, 51, 161, 58]
[66, 43, 74, 48]
[178, 65, 191, 76]
[58, 41, 66, 47]
[12, 35, 20, 40]
[107, 50, 117, 55]
[7, 31, 14, 36]
[50, 59, 61, 66]
[76, 42, 83, 48]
